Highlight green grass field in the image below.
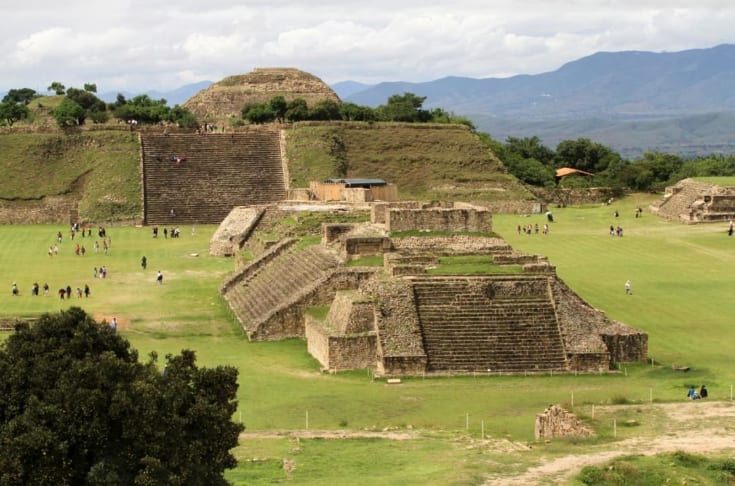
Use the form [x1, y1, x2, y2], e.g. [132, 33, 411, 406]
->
[2, 195, 735, 483]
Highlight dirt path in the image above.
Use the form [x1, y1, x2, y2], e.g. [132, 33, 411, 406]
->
[485, 401, 735, 485]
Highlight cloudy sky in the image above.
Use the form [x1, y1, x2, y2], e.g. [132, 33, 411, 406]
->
[2, 1, 734, 93]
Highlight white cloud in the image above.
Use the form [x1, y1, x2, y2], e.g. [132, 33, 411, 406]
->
[1, 1, 734, 92]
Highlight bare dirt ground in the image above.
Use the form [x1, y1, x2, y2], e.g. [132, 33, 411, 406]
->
[484, 401, 735, 485]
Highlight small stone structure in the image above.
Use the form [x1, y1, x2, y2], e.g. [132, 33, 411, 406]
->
[310, 180, 399, 203]
[651, 178, 735, 223]
[535, 405, 594, 440]
[209, 206, 264, 256]
[305, 291, 377, 371]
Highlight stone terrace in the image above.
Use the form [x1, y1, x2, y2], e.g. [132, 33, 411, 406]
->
[223, 245, 342, 340]
[141, 130, 286, 224]
[410, 276, 568, 373]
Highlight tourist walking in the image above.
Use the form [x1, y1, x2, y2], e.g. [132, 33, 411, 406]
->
[625, 280, 632, 295]
[156, 270, 163, 285]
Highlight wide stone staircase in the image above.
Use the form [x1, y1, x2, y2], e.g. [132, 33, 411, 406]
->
[223, 245, 341, 339]
[141, 130, 286, 224]
[410, 276, 568, 373]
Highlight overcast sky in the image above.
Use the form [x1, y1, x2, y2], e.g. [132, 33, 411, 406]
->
[2, 1, 734, 93]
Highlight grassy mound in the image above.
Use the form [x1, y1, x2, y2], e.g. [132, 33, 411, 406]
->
[286, 122, 533, 202]
[0, 130, 141, 222]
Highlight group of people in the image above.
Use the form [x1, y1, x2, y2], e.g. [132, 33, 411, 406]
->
[12, 281, 91, 299]
[517, 223, 550, 235]
[151, 226, 182, 238]
[688, 385, 708, 400]
[609, 225, 624, 237]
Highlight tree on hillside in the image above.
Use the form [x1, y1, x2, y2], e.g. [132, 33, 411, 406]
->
[376, 93, 431, 122]
[0, 101, 30, 127]
[555, 138, 621, 173]
[168, 104, 198, 128]
[285, 98, 309, 122]
[65, 87, 108, 124]
[269, 96, 288, 123]
[339, 102, 376, 122]
[2, 88, 38, 105]
[53, 97, 86, 127]
[84, 83, 98, 93]
[242, 103, 275, 124]
[0, 308, 243, 485]
[112, 95, 170, 124]
[308, 99, 341, 121]
[47, 81, 66, 95]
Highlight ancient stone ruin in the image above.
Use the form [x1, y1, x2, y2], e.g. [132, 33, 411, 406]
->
[650, 178, 735, 223]
[218, 202, 648, 377]
[535, 405, 594, 440]
[184, 67, 340, 120]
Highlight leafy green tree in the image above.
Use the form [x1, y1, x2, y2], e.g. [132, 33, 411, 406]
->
[500, 136, 556, 187]
[242, 103, 275, 124]
[555, 138, 620, 173]
[53, 98, 86, 126]
[113, 95, 170, 124]
[285, 98, 309, 122]
[309, 99, 341, 121]
[376, 93, 431, 122]
[269, 96, 288, 123]
[84, 83, 97, 93]
[0, 308, 243, 486]
[65, 87, 106, 112]
[339, 102, 376, 122]
[168, 105, 198, 129]
[2, 88, 38, 105]
[0, 101, 30, 127]
[47, 81, 66, 95]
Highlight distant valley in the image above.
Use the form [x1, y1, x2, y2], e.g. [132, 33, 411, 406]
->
[337, 44, 735, 158]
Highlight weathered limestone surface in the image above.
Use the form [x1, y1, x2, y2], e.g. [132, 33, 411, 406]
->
[305, 291, 378, 371]
[387, 207, 492, 233]
[535, 405, 594, 440]
[651, 178, 735, 223]
[209, 206, 264, 256]
[185, 68, 340, 119]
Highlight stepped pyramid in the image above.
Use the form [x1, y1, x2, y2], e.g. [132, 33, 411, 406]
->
[184, 68, 340, 119]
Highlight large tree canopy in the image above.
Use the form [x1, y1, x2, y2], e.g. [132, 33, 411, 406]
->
[0, 308, 243, 486]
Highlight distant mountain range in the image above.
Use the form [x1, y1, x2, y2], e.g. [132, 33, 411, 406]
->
[98, 80, 214, 106]
[338, 44, 735, 157]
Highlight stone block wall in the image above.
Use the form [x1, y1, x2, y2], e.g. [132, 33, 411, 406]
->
[305, 315, 331, 368]
[387, 208, 492, 233]
[371, 201, 421, 224]
[326, 291, 375, 334]
[535, 405, 594, 440]
[327, 334, 377, 370]
[601, 329, 648, 363]
[567, 353, 610, 373]
[322, 223, 356, 244]
[344, 237, 391, 257]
